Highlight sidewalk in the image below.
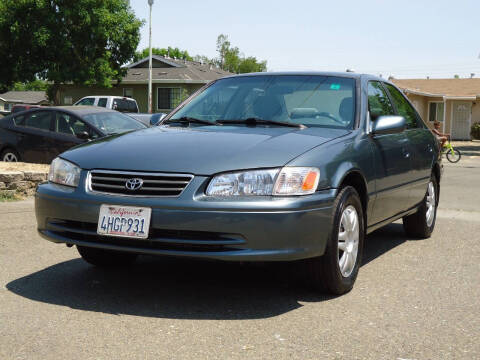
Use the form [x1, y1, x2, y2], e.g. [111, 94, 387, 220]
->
[450, 140, 480, 157]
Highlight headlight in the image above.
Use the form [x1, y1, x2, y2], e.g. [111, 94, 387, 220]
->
[48, 157, 81, 187]
[206, 167, 320, 196]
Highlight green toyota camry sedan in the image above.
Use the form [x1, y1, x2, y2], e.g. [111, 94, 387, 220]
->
[35, 72, 442, 294]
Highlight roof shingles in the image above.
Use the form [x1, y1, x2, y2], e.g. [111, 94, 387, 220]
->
[392, 78, 480, 97]
[0, 91, 48, 104]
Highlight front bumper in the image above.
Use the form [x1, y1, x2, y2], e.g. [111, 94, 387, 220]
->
[35, 174, 336, 261]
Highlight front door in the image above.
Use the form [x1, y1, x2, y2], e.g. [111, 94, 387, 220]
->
[451, 102, 472, 140]
[367, 81, 412, 225]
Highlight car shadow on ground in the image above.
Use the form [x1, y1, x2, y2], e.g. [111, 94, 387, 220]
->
[7, 223, 414, 320]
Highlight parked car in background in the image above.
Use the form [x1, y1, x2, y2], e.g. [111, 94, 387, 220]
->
[35, 72, 442, 295]
[0, 106, 146, 163]
[74, 96, 139, 113]
[12, 104, 41, 113]
[127, 112, 167, 126]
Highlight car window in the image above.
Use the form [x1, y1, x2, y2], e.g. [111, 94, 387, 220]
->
[55, 112, 99, 139]
[170, 75, 356, 129]
[367, 81, 394, 118]
[97, 98, 108, 107]
[12, 106, 26, 113]
[76, 98, 95, 106]
[384, 84, 419, 129]
[83, 111, 146, 135]
[113, 99, 138, 113]
[25, 111, 52, 131]
[13, 114, 26, 126]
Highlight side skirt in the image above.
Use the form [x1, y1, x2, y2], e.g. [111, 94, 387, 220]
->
[366, 205, 419, 235]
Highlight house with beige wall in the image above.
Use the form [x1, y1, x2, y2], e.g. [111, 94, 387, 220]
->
[392, 78, 480, 140]
[59, 55, 232, 113]
[0, 91, 49, 115]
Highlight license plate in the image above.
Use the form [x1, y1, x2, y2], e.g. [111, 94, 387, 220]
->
[97, 205, 151, 239]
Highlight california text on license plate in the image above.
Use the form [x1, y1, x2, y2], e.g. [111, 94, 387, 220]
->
[97, 205, 151, 239]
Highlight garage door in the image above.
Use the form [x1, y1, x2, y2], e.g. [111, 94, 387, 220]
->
[451, 102, 472, 140]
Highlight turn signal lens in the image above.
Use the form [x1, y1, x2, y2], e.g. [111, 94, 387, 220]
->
[302, 171, 318, 191]
[273, 167, 320, 196]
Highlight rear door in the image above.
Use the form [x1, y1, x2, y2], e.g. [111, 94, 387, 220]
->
[367, 81, 412, 224]
[384, 83, 434, 208]
[15, 110, 54, 163]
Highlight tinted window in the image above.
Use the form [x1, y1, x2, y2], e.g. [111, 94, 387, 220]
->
[54, 112, 98, 138]
[170, 76, 356, 129]
[76, 98, 95, 106]
[97, 98, 108, 107]
[367, 81, 394, 118]
[384, 84, 419, 129]
[113, 99, 138, 113]
[25, 111, 52, 131]
[12, 106, 26, 113]
[13, 114, 25, 126]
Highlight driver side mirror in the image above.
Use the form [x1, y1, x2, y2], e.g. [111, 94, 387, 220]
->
[371, 115, 406, 135]
[76, 131, 90, 140]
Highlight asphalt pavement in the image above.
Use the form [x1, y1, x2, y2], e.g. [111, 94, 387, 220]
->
[1, 158, 479, 360]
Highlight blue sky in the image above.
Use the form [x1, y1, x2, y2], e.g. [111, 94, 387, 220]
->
[129, 0, 480, 79]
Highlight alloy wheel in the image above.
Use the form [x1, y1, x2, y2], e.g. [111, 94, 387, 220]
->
[337, 205, 360, 277]
[2, 152, 18, 162]
[426, 181, 435, 227]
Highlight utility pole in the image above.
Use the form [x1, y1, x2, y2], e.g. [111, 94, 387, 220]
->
[148, 0, 154, 113]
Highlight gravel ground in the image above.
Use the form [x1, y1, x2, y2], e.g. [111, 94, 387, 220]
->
[0, 162, 49, 172]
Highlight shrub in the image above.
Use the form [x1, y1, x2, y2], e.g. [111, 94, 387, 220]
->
[471, 122, 480, 140]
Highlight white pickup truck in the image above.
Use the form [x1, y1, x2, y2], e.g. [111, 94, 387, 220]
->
[74, 96, 139, 113]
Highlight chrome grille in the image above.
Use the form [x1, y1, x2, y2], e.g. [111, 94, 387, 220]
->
[88, 170, 193, 197]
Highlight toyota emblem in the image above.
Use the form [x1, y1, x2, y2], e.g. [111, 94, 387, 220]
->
[125, 178, 144, 191]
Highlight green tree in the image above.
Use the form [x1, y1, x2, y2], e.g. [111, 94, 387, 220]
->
[214, 34, 267, 74]
[12, 79, 48, 91]
[0, 0, 143, 103]
[134, 47, 193, 62]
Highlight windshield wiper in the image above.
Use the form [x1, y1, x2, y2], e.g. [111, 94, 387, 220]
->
[217, 117, 305, 128]
[163, 116, 219, 126]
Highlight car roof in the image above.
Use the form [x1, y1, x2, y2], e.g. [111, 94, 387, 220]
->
[79, 96, 137, 101]
[42, 106, 118, 116]
[222, 71, 385, 82]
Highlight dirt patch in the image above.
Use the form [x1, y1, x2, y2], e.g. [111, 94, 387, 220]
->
[0, 162, 49, 172]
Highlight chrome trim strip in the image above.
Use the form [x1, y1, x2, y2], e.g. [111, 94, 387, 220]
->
[86, 170, 194, 198]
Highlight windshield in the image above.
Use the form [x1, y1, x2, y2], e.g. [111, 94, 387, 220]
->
[83, 112, 146, 135]
[168, 75, 356, 129]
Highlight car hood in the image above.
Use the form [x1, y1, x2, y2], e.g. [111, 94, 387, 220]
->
[61, 125, 350, 175]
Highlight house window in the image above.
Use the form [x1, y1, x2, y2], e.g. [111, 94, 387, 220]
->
[64, 96, 73, 105]
[429, 102, 444, 122]
[157, 87, 182, 110]
[4, 103, 12, 111]
[123, 88, 133, 98]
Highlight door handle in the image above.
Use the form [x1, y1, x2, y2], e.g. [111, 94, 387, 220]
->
[402, 147, 410, 158]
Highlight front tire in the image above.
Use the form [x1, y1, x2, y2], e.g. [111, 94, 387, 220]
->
[305, 186, 364, 295]
[446, 149, 461, 163]
[403, 175, 438, 238]
[77, 245, 138, 267]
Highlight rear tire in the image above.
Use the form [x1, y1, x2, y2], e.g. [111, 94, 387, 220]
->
[1, 148, 20, 162]
[305, 186, 364, 295]
[77, 245, 138, 267]
[403, 175, 438, 238]
[446, 149, 461, 163]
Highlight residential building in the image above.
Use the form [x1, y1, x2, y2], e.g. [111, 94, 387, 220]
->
[59, 55, 232, 113]
[0, 91, 49, 115]
[392, 78, 480, 140]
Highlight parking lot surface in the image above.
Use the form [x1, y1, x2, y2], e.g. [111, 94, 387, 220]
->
[1, 159, 479, 359]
